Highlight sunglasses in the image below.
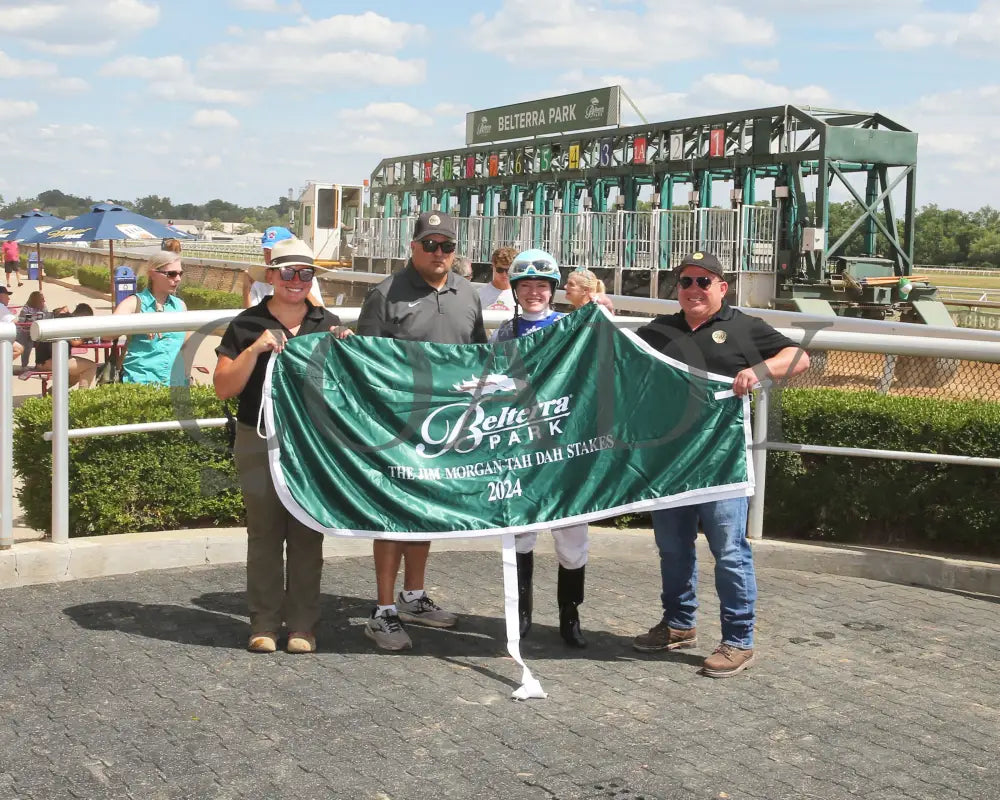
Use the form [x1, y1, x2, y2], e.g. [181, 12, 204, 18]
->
[419, 240, 457, 254]
[272, 266, 315, 281]
[155, 270, 183, 279]
[678, 276, 718, 290]
[512, 259, 555, 271]
[494, 267, 509, 274]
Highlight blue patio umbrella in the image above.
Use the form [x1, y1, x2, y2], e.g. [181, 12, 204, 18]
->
[25, 203, 190, 304]
[0, 211, 67, 289]
[0, 210, 66, 242]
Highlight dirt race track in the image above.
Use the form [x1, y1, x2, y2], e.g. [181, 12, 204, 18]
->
[789, 350, 1000, 402]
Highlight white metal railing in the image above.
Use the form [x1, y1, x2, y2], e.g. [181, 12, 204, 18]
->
[9, 305, 1000, 552]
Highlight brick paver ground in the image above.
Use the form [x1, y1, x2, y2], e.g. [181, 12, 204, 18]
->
[1, 547, 998, 800]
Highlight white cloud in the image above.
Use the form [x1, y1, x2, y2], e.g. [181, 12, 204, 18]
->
[2, 0, 160, 55]
[743, 58, 780, 74]
[100, 55, 250, 105]
[340, 102, 433, 129]
[181, 154, 223, 170]
[0, 100, 39, 122]
[875, 1, 1000, 53]
[917, 85, 1000, 115]
[692, 74, 833, 107]
[260, 12, 424, 51]
[43, 76, 91, 93]
[200, 47, 425, 87]
[920, 132, 982, 155]
[0, 50, 57, 79]
[100, 55, 187, 81]
[229, 0, 302, 11]
[471, 0, 775, 67]
[191, 109, 240, 129]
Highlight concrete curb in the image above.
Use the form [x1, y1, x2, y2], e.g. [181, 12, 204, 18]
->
[2, 526, 998, 597]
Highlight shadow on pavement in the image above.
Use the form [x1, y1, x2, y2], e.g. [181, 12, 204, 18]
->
[64, 591, 683, 665]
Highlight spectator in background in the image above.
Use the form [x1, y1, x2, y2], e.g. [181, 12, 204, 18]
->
[450, 255, 472, 280]
[563, 267, 615, 314]
[112, 250, 188, 386]
[161, 238, 182, 253]
[15, 290, 49, 367]
[242, 226, 324, 309]
[478, 246, 517, 312]
[0, 286, 22, 359]
[33, 305, 97, 389]
[2, 240, 21, 288]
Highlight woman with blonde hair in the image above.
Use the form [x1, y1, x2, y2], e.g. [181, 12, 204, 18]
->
[563, 268, 615, 313]
[112, 250, 188, 385]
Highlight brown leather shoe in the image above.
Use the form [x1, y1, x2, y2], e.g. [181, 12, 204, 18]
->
[286, 632, 316, 654]
[632, 622, 697, 652]
[702, 643, 755, 677]
[247, 632, 278, 653]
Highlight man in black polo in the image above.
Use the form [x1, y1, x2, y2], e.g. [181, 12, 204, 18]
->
[632, 251, 810, 677]
[357, 210, 487, 650]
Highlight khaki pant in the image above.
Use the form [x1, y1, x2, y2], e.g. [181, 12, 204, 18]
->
[234, 421, 324, 634]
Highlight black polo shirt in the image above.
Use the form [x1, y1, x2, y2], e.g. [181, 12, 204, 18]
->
[636, 303, 796, 378]
[216, 300, 341, 424]
[357, 261, 487, 344]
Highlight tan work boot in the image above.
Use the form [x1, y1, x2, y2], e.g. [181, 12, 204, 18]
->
[702, 643, 756, 677]
[632, 622, 697, 652]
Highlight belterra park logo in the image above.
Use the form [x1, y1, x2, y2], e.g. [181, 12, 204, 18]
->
[585, 96, 605, 120]
[416, 373, 573, 458]
[476, 115, 492, 136]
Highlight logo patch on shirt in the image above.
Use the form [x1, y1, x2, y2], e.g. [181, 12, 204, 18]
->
[712, 330, 727, 343]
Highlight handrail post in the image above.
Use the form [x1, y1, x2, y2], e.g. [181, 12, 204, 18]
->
[747, 384, 770, 540]
[51, 339, 70, 544]
[1, 339, 13, 549]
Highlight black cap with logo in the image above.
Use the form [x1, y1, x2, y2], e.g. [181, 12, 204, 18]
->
[675, 251, 725, 278]
[412, 211, 457, 241]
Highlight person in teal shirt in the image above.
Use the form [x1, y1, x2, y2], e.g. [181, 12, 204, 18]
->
[113, 250, 188, 386]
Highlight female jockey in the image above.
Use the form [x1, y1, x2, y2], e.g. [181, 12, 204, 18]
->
[491, 249, 588, 648]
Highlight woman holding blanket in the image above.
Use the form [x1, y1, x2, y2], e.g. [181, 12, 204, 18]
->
[214, 238, 351, 655]
[491, 249, 589, 648]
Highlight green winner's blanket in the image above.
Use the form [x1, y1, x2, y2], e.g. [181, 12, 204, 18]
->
[262, 303, 753, 538]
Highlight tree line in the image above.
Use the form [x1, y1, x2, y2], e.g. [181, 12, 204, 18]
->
[0, 189, 294, 236]
[3, 189, 999, 268]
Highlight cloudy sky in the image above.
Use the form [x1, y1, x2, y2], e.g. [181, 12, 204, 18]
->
[0, 0, 995, 211]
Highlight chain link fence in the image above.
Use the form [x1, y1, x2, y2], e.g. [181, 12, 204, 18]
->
[787, 348, 1000, 401]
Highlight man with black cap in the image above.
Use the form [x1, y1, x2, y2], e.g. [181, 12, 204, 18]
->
[632, 251, 809, 677]
[357, 210, 487, 650]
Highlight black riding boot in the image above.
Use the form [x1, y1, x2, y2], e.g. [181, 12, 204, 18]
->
[516, 551, 534, 638]
[557, 564, 587, 648]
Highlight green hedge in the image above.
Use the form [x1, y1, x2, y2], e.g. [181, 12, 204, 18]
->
[76, 264, 111, 292]
[42, 258, 78, 279]
[13, 384, 243, 536]
[178, 285, 242, 309]
[765, 389, 1000, 557]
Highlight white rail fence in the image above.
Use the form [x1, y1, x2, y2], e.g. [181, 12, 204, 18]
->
[4, 304, 1000, 550]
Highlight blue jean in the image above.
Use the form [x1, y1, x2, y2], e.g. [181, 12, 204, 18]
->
[652, 496, 756, 648]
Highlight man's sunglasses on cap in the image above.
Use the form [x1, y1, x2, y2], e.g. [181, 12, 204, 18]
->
[678, 275, 718, 290]
[420, 240, 457, 254]
[271, 266, 315, 281]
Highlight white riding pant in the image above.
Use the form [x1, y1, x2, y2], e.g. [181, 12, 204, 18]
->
[514, 524, 589, 569]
